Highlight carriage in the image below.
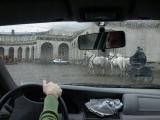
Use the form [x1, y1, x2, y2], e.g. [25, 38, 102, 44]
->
[127, 48, 153, 84]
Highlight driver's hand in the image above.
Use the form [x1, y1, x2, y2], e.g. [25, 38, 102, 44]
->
[43, 80, 62, 99]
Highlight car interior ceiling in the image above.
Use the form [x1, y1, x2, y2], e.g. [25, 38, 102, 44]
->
[1, 0, 160, 120]
[0, 0, 159, 25]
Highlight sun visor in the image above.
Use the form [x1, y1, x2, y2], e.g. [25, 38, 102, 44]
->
[83, 10, 118, 21]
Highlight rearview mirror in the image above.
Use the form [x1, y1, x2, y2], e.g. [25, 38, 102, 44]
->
[78, 31, 125, 50]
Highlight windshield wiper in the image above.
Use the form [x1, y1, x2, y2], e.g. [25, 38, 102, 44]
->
[63, 83, 160, 89]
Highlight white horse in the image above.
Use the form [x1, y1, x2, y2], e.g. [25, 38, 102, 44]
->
[109, 52, 130, 77]
[84, 51, 110, 75]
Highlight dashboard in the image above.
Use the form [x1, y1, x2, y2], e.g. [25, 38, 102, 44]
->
[6, 85, 160, 120]
[60, 85, 160, 120]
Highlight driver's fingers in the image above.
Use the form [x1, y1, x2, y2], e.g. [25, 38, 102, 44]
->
[58, 88, 62, 96]
[43, 80, 47, 86]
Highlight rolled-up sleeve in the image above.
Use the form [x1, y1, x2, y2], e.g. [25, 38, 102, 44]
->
[39, 96, 59, 120]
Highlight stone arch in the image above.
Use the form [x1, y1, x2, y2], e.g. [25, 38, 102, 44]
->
[9, 47, 14, 62]
[25, 47, 30, 62]
[31, 46, 34, 60]
[58, 43, 69, 60]
[41, 42, 53, 63]
[0, 47, 4, 60]
[18, 47, 22, 62]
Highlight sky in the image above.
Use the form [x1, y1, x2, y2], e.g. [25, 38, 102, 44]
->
[0, 22, 94, 33]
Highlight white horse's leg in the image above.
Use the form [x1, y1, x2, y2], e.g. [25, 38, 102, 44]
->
[102, 67, 105, 76]
[101, 60, 105, 76]
[107, 62, 111, 75]
[88, 62, 92, 74]
[122, 60, 127, 77]
[121, 66, 125, 77]
[124, 67, 128, 79]
[88, 64, 91, 74]
[118, 63, 122, 77]
[92, 65, 95, 75]
[123, 64, 127, 78]
[110, 64, 114, 75]
[119, 63, 123, 77]
[90, 61, 95, 75]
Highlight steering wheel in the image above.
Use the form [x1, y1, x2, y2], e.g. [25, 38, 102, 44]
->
[0, 84, 69, 120]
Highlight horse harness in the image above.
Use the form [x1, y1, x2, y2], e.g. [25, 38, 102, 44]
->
[108, 55, 117, 63]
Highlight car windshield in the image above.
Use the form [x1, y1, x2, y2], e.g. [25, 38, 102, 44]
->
[0, 21, 159, 87]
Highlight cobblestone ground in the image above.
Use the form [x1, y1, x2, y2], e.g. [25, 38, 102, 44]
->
[6, 63, 160, 86]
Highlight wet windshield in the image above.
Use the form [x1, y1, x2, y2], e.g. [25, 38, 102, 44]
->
[0, 21, 159, 87]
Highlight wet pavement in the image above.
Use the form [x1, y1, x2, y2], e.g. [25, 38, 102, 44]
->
[5, 63, 160, 86]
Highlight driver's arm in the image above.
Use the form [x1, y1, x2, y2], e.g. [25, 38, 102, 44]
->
[39, 80, 62, 120]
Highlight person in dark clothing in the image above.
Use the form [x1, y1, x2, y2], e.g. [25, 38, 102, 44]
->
[130, 47, 147, 67]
